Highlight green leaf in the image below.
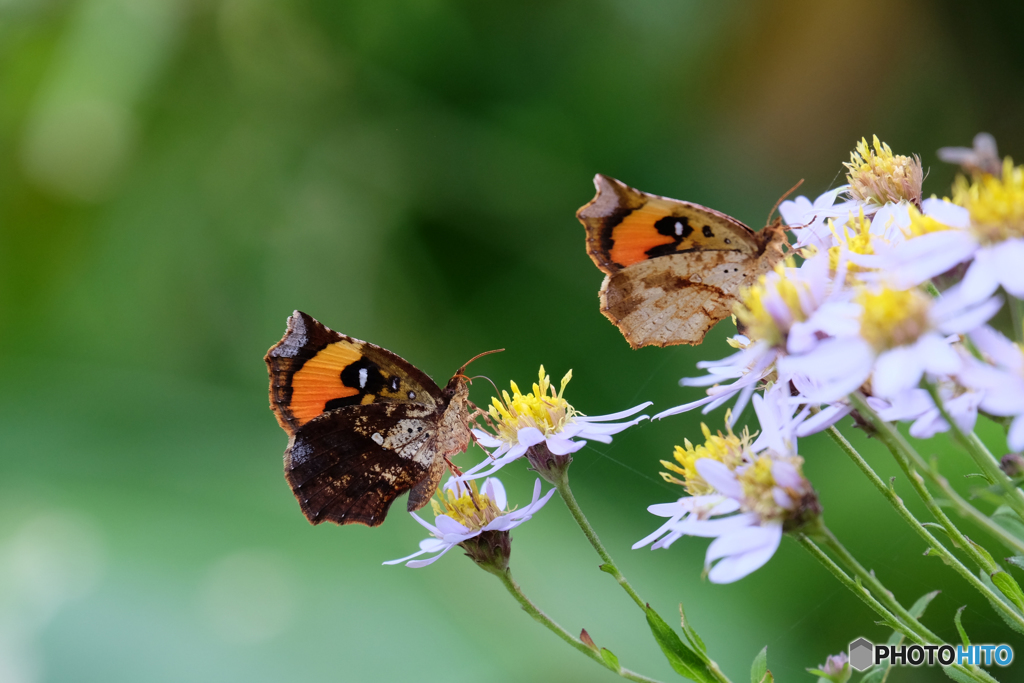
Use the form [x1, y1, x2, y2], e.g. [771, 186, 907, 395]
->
[991, 570, 1024, 614]
[645, 605, 716, 683]
[679, 604, 708, 658]
[750, 647, 767, 683]
[954, 606, 970, 647]
[1008, 555, 1024, 572]
[980, 568, 1024, 634]
[600, 648, 620, 672]
[908, 589, 940, 618]
[941, 665, 979, 683]
[992, 505, 1024, 544]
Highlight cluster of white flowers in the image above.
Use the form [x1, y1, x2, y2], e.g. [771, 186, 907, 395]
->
[641, 134, 1024, 581]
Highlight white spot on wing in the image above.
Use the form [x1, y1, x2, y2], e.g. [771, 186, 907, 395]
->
[371, 433, 384, 445]
[358, 367, 368, 389]
[674, 221, 683, 236]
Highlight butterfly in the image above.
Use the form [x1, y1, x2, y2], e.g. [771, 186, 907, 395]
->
[265, 311, 492, 527]
[577, 174, 789, 349]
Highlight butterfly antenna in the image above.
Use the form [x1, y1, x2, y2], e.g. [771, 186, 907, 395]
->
[766, 179, 804, 226]
[457, 348, 505, 375]
[470, 374, 501, 396]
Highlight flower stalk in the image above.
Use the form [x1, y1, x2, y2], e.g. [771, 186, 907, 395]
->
[495, 568, 667, 683]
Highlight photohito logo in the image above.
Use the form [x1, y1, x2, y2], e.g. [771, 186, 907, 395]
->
[848, 638, 1014, 671]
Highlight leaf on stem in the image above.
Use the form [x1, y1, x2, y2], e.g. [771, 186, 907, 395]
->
[750, 647, 772, 683]
[991, 505, 1024, 544]
[909, 589, 941, 618]
[580, 629, 599, 652]
[679, 604, 708, 657]
[954, 606, 971, 647]
[600, 648, 621, 672]
[645, 605, 717, 683]
[990, 570, 1024, 615]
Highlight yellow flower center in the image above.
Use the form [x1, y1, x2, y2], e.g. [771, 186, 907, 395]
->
[954, 158, 1024, 243]
[430, 480, 503, 531]
[661, 416, 751, 497]
[734, 260, 806, 347]
[843, 135, 923, 206]
[827, 210, 875, 275]
[488, 365, 577, 444]
[857, 287, 932, 351]
[737, 454, 807, 521]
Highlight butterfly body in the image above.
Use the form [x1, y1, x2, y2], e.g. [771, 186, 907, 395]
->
[578, 174, 788, 348]
[265, 311, 472, 527]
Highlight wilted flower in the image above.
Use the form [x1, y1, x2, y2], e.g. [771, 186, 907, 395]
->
[938, 132, 1002, 177]
[384, 477, 555, 571]
[843, 135, 923, 208]
[466, 366, 649, 479]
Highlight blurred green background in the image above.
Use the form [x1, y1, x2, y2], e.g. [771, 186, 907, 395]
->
[3, 0, 1024, 681]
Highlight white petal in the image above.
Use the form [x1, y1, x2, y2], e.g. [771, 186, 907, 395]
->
[382, 544, 434, 565]
[705, 524, 782, 562]
[633, 517, 681, 550]
[546, 436, 587, 455]
[922, 198, 969, 228]
[958, 255, 1000, 305]
[707, 541, 780, 584]
[1009, 416, 1024, 451]
[694, 459, 743, 499]
[406, 542, 459, 568]
[434, 515, 471, 536]
[795, 403, 851, 436]
[872, 347, 924, 399]
[471, 429, 503, 448]
[517, 427, 545, 447]
[675, 512, 759, 538]
[482, 478, 507, 510]
[575, 402, 653, 422]
[771, 460, 803, 489]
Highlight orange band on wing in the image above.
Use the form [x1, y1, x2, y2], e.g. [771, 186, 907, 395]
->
[607, 209, 675, 267]
[290, 342, 362, 426]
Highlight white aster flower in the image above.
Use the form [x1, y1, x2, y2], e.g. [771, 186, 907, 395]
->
[465, 365, 649, 479]
[859, 160, 1024, 303]
[634, 418, 818, 583]
[384, 477, 555, 568]
[777, 285, 1001, 402]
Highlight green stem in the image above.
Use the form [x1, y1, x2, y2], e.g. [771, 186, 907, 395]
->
[818, 525, 942, 643]
[496, 568, 666, 683]
[848, 394, 1024, 631]
[797, 535, 999, 683]
[1010, 295, 1024, 345]
[552, 471, 731, 683]
[923, 380, 1024, 521]
[553, 472, 646, 610]
[828, 418, 1024, 557]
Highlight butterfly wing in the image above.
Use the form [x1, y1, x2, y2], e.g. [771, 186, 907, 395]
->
[266, 311, 443, 435]
[578, 175, 786, 348]
[265, 311, 451, 526]
[285, 402, 445, 526]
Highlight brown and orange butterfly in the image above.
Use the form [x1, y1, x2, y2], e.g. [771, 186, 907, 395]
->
[265, 311, 491, 527]
[577, 174, 789, 349]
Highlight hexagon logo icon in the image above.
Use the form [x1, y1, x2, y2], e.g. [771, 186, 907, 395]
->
[849, 638, 874, 672]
